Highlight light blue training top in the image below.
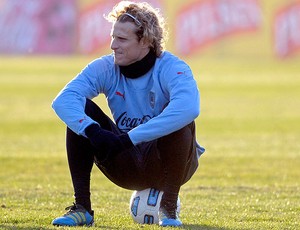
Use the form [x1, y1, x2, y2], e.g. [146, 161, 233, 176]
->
[52, 51, 205, 157]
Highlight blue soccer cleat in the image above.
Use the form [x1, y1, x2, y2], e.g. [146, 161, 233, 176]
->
[158, 205, 182, 227]
[52, 203, 94, 227]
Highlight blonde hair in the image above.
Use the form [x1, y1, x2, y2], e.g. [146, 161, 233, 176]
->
[105, 1, 167, 57]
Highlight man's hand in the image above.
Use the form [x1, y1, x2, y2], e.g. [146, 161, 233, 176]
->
[85, 124, 133, 154]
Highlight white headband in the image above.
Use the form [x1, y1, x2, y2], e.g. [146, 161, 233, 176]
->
[123, 12, 142, 26]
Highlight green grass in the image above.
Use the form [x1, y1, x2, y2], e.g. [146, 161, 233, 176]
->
[0, 55, 299, 229]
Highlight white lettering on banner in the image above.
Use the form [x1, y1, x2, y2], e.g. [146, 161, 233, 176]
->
[274, 2, 300, 58]
[176, 0, 262, 55]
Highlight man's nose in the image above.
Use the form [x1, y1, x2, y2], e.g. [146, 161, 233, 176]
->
[110, 38, 118, 50]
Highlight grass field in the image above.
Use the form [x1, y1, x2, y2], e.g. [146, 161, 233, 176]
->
[0, 55, 299, 230]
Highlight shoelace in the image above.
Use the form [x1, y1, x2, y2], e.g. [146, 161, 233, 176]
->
[64, 203, 84, 215]
[65, 203, 77, 210]
[61, 203, 89, 225]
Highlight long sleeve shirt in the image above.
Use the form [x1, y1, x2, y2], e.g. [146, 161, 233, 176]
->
[52, 51, 205, 157]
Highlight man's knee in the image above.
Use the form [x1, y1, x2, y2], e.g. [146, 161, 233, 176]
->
[159, 122, 195, 145]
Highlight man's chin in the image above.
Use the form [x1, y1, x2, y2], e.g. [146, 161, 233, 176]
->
[114, 59, 128, 66]
[113, 57, 122, 65]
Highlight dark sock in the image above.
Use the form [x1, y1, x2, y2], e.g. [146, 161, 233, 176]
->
[161, 192, 178, 207]
[160, 192, 178, 219]
[161, 182, 180, 207]
[75, 199, 92, 213]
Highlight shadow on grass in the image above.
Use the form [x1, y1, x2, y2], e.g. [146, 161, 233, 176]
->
[182, 224, 230, 229]
[0, 224, 236, 230]
[0, 224, 232, 230]
[95, 224, 231, 230]
[0, 226, 53, 230]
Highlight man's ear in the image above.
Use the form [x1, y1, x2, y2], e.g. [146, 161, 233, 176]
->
[140, 37, 151, 48]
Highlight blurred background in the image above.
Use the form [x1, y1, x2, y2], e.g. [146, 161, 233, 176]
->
[1, 1, 299, 228]
[1, 0, 300, 60]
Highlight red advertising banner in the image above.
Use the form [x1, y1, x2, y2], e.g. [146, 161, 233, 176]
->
[175, 0, 262, 55]
[78, 0, 118, 54]
[78, 0, 163, 54]
[273, 1, 300, 58]
[0, 0, 76, 54]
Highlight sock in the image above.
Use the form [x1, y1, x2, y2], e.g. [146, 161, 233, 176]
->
[161, 182, 180, 206]
[75, 198, 92, 214]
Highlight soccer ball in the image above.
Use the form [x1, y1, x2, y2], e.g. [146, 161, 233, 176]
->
[129, 188, 180, 224]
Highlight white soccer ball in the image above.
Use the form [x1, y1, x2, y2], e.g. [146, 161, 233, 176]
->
[129, 188, 180, 224]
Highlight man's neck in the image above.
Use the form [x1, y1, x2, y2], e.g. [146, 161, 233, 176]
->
[119, 50, 157, 79]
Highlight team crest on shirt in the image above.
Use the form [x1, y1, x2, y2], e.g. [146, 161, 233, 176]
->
[149, 91, 155, 109]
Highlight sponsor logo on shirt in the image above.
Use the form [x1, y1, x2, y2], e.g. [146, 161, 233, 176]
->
[116, 112, 153, 132]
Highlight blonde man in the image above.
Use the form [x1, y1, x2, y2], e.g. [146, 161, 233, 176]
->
[52, 1, 204, 227]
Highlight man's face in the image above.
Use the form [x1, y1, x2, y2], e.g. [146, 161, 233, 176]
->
[110, 21, 148, 66]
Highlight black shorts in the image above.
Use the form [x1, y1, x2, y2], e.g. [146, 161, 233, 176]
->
[85, 99, 199, 190]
